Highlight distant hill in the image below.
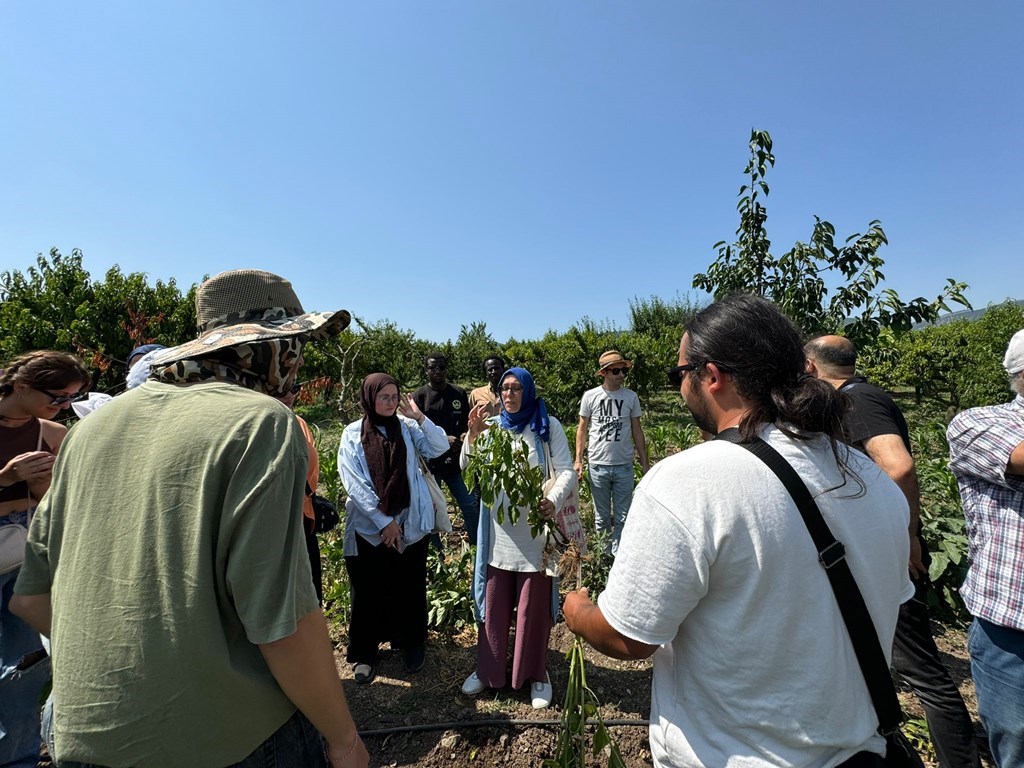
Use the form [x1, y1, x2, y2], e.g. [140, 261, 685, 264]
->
[914, 298, 1024, 328]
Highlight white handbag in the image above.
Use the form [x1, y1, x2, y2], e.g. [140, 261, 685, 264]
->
[418, 455, 452, 533]
[0, 426, 43, 573]
[0, 524, 29, 575]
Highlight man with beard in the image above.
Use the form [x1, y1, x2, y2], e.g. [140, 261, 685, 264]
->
[563, 294, 913, 767]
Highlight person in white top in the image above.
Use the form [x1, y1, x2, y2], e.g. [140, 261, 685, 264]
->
[459, 367, 574, 709]
[563, 294, 914, 768]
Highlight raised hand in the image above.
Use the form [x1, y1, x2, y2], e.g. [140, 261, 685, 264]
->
[397, 393, 424, 423]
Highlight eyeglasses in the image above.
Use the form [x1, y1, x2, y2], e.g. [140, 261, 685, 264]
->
[376, 393, 400, 403]
[667, 362, 702, 388]
[289, 382, 303, 395]
[500, 385, 523, 394]
[605, 367, 628, 376]
[32, 386, 86, 406]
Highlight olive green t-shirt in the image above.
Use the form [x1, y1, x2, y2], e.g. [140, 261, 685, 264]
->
[16, 380, 318, 768]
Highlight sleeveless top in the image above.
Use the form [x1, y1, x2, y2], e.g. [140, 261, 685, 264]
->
[0, 418, 52, 505]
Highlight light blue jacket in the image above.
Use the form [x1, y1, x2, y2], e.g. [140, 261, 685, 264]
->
[338, 415, 449, 556]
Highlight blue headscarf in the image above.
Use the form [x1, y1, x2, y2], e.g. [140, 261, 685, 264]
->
[498, 367, 550, 443]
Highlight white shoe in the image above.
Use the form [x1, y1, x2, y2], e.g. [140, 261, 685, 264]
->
[531, 672, 552, 709]
[462, 671, 486, 695]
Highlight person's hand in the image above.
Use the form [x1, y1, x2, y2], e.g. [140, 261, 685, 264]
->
[397, 394, 424, 424]
[562, 588, 593, 634]
[466, 404, 491, 444]
[380, 521, 402, 550]
[0, 451, 55, 486]
[447, 435, 457, 446]
[326, 734, 369, 768]
[909, 534, 926, 581]
[573, 461, 584, 483]
[537, 498, 556, 520]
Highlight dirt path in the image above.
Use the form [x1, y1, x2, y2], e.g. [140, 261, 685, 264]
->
[338, 622, 992, 768]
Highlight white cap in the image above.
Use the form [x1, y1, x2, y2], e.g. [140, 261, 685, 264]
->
[1004, 329, 1024, 375]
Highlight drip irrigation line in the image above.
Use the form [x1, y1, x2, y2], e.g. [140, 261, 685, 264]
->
[359, 718, 649, 737]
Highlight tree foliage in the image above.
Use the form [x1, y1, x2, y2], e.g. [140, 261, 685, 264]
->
[864, 302, 1024, 410]
[693, 130, 971, 347]
[1, 248, 196, 391]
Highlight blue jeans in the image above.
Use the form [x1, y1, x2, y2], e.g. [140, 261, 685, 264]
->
[968, 617, 1024, 768]
[0, 566, 49, 768]
[588, 464, 634, 555]
[435, 470, 479, 545]
[57, 709, 327, 768]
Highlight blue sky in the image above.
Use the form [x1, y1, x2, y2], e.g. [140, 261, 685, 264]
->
[2, 2, 1020, 344]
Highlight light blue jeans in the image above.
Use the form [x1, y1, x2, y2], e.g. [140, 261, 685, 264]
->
[968, 617, 1024, 768]
[0, 565, 48, 768]
[588, 463, 634, 555]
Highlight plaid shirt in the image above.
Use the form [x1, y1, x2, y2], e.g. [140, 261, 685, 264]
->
[947, 394, 1024, 630]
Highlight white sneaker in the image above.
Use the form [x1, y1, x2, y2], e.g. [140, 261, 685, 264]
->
[531, 672, 552, 709]
[461, 671, 486, 695]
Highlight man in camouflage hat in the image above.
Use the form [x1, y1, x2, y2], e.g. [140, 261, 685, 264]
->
[13, 270, 368, 768]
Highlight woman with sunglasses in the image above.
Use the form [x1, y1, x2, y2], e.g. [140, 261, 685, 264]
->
[337, 373, 449, 685]
[459, 367, 575, 709]
[0, 350, 89, 766]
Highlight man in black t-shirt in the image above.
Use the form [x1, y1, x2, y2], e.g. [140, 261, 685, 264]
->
[411, 353, 479, 543]
[806, 335, 981, 768]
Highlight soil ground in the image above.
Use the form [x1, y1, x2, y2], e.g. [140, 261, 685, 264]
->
[336, 621, 993, 768]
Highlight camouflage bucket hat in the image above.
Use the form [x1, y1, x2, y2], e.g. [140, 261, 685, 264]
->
[150, 269, 351, 367]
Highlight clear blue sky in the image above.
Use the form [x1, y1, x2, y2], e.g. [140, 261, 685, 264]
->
[2, 2, 1020, 343]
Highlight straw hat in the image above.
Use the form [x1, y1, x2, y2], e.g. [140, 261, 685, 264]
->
[596, 350, 633, 376]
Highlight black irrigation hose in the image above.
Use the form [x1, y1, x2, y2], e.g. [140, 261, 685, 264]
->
[359, 718, 649, 737]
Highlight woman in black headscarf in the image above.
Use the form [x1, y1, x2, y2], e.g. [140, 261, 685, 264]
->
[338, 373, 449, 684]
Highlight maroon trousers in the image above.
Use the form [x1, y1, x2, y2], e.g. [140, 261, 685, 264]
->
[476, 565, 553, 690]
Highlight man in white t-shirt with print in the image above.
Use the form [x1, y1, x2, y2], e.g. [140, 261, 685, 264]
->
[564, 294, 914, 768]
[575, 350, 649, 554]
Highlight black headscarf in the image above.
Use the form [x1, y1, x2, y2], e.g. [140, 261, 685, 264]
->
[359, 372, 410, 516]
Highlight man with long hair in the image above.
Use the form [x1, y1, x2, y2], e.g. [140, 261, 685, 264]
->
[564, 294, 913, 767]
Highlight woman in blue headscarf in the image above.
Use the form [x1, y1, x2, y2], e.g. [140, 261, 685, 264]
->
[458, 367, 575, 709]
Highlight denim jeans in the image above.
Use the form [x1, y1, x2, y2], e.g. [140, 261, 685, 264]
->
[57, 709, 327, 768]
[891, 546, 981, 768]
[588, 463, 634, 555]
[968, 617, 1024, 768]
[0, 566, 49, 768]
[434, 470, 479, 545]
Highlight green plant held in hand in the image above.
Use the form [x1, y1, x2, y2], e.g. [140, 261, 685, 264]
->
[544, 542, 626, 768]
[465, 425, 565, 545]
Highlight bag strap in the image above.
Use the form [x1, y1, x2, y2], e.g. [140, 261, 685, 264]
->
[715, 427, 904, 734]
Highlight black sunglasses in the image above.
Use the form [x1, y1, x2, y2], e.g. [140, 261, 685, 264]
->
[667, 362, 702, 388]
[605, 367, 628, 376]
[290, 382, 303, 395]
[33, 385, 86, 406]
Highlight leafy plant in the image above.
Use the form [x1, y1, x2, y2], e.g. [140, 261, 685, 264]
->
[544, 637, 627, 768]
[546, 542, 626, 768]
[910, 420, 970, 620]
[692, 130, 970, 349]
[426, 542, 476, 630]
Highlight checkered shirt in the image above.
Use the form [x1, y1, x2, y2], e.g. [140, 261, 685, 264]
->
[947, 394, 1024, 630]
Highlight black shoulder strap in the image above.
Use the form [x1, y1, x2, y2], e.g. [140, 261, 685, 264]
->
[715, 427, 903, 733]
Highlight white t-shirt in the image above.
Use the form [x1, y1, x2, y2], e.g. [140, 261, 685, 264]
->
[579, 386, 642, 466]
[598, 425, 914, 768]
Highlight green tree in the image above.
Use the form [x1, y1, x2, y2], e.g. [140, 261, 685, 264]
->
[0, 249, 195, 390]
[693, 130, 970, 347]
[865, 302, 1024, 409]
